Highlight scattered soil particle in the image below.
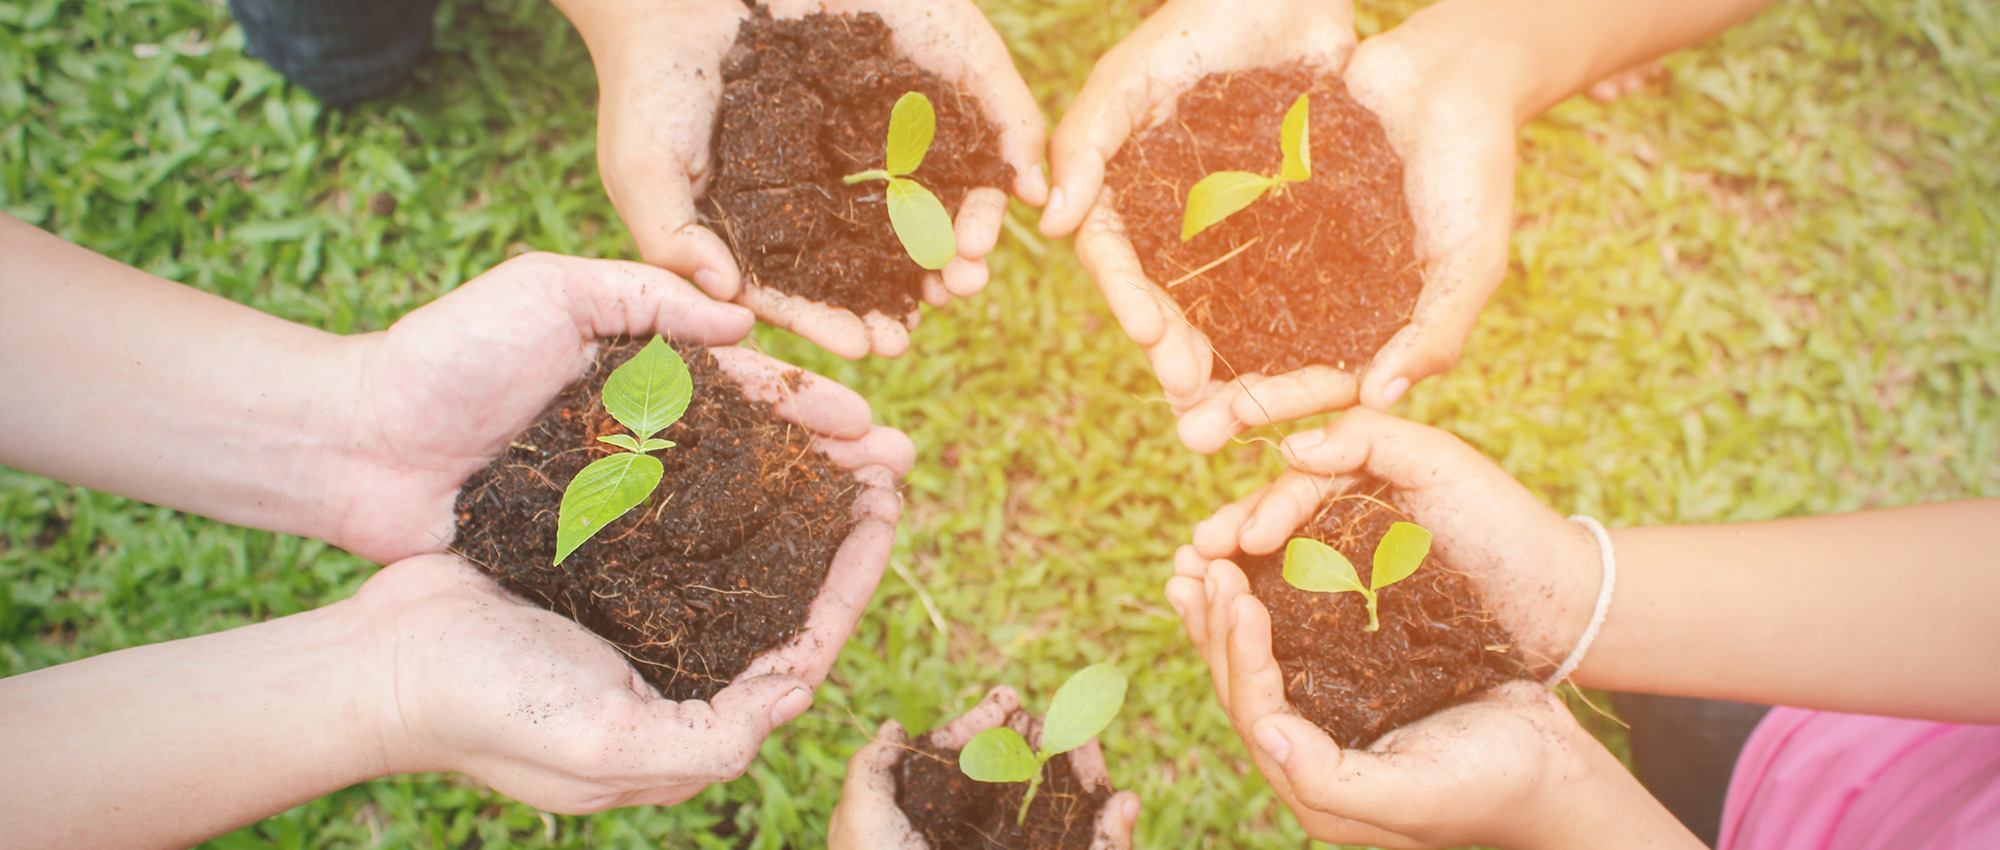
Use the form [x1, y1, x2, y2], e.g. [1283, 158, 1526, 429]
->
[702, 7, 1014, 320]
[452, 340, 860, 701]
[1237, 477, 1529, 747]
[895, 712, 1113, 850]
[1105, 64, 1422, 376]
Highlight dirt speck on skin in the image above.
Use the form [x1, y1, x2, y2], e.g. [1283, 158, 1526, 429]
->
[895, 711, 1113, 850]
[452, 339, 861, 702]
[1237, 476, 1530, 747]
[702, 7, 1014, 320]
[1106, 64, 1422, 377]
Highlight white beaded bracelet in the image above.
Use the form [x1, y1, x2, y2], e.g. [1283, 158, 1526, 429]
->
[1546, 514, 1617, 689]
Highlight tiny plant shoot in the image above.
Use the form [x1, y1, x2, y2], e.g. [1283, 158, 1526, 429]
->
[1180, 93, 1312, 242]
[958, 663, 1127, 825]
[553, 336, 693, 565]
[843, 91, 957, 270]
[1282, 521, 1433, 632]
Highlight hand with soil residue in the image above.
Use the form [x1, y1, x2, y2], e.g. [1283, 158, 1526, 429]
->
[829, 686, 1140, 850]
[1168, 559, 1701, 848]
[326, 251, 916, 566]
[564, 0, 1045, 359]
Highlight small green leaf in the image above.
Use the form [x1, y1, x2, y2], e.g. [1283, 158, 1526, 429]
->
[1181, 171, 1279, 242]
[1280, 94, 1311, 183]
[554, 453, 665, 565]
[598, 434, 643, 452]
[1039, 663, 1126, 757]
[1372, 521, 1433, 590]
[640, 437, 675, 452]
[885, 91, 936, 177]
[959, 727, 1039, 783]
[886, 178, 957, 270]
[1282, 537, 1366, 595]
[602, 336, 693, 441]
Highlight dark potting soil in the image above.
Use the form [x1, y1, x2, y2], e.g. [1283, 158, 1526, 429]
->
[1237, 477, 1529, 748]
[702, 7, 1015, 320]
[894, 713, 1113, 850]
[452, 340, 860, 702]
[1105, 64, 1422, 377]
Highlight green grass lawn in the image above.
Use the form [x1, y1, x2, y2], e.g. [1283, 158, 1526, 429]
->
[4, 0, 1997, 847]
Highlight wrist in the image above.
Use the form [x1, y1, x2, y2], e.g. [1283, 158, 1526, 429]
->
[1380, 0, 1585, 125]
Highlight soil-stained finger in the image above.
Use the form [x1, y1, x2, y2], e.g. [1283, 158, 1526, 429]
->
[861, 311, 913, 358]
[940, 255, 989, 298]
[929, 686, 1022, 750]
[952, 188, 1009, 259]
[1165, 575, 1208, 651]
[1074, 201, 1168, 347]
[737, 284, 872, 360]
[1227, 366, 1360, 428]
[1241, 470, 1333, 556]
[1175, 378, 1253, 455]
[1090, 791, 1141, 850]
[709, 346, 874, 439]
[1063, 737, 1113, 790]
[814, 428, 918, 479]
[1192, 486, 1266, 559]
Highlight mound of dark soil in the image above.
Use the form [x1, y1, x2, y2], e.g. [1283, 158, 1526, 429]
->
[1105, 64, 1422, 376]
[702, 7, 1014, 321]
[452, 340, 860, 701]
[1237, 477, 1528, 747]
[895, 712, 1112, 850]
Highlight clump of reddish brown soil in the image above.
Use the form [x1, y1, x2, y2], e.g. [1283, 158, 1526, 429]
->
[452, 340, 860, 701]
[702, 7, 1015, 320]
[1105, 64, 1422, 376]
[894, 712, 1113, 850]
[1237, 477, 1528, 747]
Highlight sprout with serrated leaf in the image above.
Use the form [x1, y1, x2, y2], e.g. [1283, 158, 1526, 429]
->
[553, 336, 693, 566]
[843, 91, 957, 271]
[957, 663, 1126, 825]
[1281, 521, 1432, 632]
[1180, 93, 1313, 242]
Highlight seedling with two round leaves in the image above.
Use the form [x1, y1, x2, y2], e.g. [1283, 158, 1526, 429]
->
[1281, 521, 1433, 632]
[843, 91, 957, 271]
[553, 336, 693, 565]
[1180, 93, 1313, 242]
[957, 663, 1127, 825]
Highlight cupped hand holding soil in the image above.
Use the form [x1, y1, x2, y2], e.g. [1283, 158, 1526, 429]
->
[575, 0, 1044, 360]
[829, 686, 1140, 850]
[1050, 0, 1521, 452]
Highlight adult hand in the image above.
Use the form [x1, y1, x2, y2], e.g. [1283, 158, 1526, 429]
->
[572, 0, 1045, 359]
[325, 250, 916, 565]
[357, 513, 902, 812]
[828, 686, 1141, 850]
[1165, 557, 1689, 849]
[1053, 0, 1521, 451]
[1178, 408, 1599, 674]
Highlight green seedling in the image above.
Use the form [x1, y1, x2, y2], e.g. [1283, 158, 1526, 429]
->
[958, 663, 1127, 825]
[1180, 93, 1313, 242]
[1281, 521, 1432, 632]
[553, 336, 693, 565]
[843, 91, 957, 271]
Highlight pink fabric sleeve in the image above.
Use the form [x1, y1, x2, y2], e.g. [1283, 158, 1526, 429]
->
[1717, 707, 2000, 850]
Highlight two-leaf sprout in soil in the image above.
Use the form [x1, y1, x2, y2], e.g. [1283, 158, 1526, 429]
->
[1180, 93, 1312, 242]
[844, 91, 957, 271]
[553, 336, 693, 565]
[1282, 521, 1433, 632]
[958, 663, 1128, 825]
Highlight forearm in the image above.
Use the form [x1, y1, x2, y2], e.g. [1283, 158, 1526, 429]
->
[0, 213, 363, 543]
[1576, 500, 2000, 722]
[1383, 0, 1777, 124]
[0, 601, 390, 849]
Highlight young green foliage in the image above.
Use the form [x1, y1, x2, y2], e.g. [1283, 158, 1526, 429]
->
[958, 663, 1127, 825]
[554, 337, 693, 565]
[1281, 521, 1433, 632]
[1180, 93, 1312, 242]
[843, 91, 956, 270]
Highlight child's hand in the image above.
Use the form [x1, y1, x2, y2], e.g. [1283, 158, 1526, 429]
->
[1179, 408, 1600, 672]
[1169, 560, 1683, 849]
[581, 0, 1044, 359]
[352, 550, 893, 812]
[325, 250, 914, 565]
[828, 687, 1140, 850]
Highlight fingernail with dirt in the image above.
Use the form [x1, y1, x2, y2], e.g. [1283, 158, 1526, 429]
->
[772, 688, 813, 726]
[1254, 725, 1291, 767]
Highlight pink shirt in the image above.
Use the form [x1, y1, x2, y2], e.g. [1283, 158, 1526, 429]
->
[1718, 707, 2000, 850]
